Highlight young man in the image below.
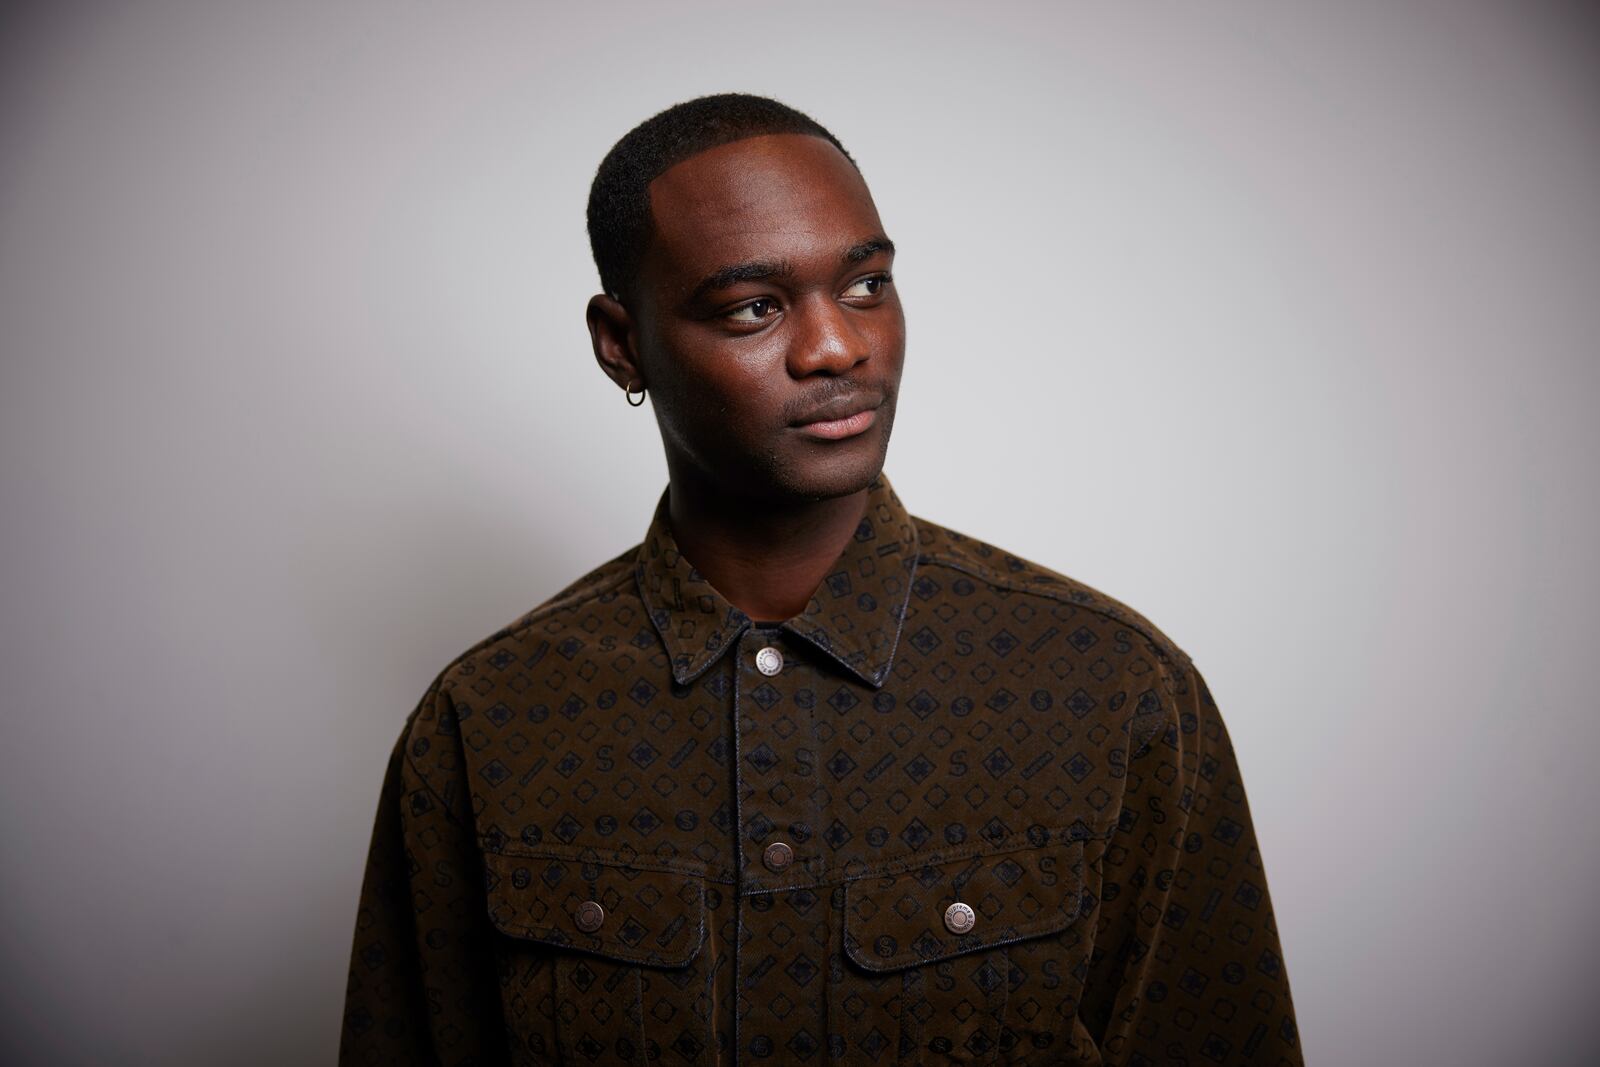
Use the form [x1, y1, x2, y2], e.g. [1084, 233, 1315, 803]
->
[340, 94, 1300, 1066]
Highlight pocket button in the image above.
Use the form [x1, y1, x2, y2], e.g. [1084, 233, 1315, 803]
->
[574, 899, 605, 933]
[943, 901, 976, 935]
[762, 841, 794, 871]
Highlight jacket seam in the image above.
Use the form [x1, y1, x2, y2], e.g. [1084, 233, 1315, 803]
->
[740, 827, 1112, 895]
[912, 552, 1192, 670]
[461, 833, 1115, 892]
[472, 564, 637, 658]
[485, 879, 709, 968]
[402, 742, 475, 835]
[396, 561, 638, 813]
[1129, 655, 1192, 760]
[479, 841, 712, 878]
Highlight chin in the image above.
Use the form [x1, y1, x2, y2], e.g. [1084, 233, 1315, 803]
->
[774, 426, 893, 501]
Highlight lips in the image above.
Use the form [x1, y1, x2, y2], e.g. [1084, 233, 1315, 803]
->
[791, 392, 881, 427]
[791, 391, 883, 441]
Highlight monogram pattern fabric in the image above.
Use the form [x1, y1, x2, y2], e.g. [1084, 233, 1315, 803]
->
[340, 475, 1301, 1065]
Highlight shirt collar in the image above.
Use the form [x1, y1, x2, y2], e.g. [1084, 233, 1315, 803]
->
[635, 473, 919, 689]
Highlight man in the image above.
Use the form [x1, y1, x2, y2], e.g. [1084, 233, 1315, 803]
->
[340, 93, 1301, 1066]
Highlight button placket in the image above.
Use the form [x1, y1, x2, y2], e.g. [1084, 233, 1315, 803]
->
[736, 633, 810, 888]
[733, 629, 826, 1061]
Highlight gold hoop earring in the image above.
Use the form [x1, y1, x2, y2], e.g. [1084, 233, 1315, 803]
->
[625, 380, 647, 407]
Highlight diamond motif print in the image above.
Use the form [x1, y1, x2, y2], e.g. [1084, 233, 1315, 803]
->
[340, 475, 1300, 1066]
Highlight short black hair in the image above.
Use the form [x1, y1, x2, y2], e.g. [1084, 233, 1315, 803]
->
[586, 93, 856, 303]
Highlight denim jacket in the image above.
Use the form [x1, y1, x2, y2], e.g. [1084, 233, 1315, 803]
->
[340, 474, 1301, 1065]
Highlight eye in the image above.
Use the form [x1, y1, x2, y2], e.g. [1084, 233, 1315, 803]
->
[842, 273, 892, 299]
[726, 297, 780, 323]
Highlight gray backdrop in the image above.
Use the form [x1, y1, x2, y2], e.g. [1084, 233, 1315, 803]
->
[3, 2, 1597, 1064]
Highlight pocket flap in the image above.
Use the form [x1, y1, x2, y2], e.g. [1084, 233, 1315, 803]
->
[842, 842, 1085, 973]
[482, 847, 708, 968]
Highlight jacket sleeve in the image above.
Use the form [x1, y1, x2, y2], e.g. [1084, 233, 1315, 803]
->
[1080, 657, 1302, 1065]
[339, 677, 507, 1066]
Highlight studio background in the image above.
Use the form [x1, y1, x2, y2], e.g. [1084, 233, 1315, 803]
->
[3, 2, 1597, 1064]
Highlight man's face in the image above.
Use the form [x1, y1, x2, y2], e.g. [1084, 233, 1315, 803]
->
[628, 133, 905, 502]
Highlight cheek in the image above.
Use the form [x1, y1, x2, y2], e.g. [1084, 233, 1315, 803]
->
[658, 339, 789, 438]
[872, 309, 908, 384]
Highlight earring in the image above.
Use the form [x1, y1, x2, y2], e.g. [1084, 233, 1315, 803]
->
[625, 380, 647, 407]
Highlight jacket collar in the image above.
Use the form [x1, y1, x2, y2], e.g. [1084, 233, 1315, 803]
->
[635, 473, 919, 689]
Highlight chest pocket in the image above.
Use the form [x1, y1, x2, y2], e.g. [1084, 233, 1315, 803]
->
[482, 846, 716, 1066]
[833, 839, 1091, 1065]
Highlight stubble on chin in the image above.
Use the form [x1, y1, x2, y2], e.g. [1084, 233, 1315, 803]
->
[772, 422, 897, 503]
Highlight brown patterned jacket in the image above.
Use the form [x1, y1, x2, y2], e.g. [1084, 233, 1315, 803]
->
[340, 474, 1301, 1065]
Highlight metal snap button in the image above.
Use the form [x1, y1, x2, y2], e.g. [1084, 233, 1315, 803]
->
[755, 646, 784, 676]
[943, 901, 976, 935]
[762, 840, 794, 871]
[574, 899, 605, 933]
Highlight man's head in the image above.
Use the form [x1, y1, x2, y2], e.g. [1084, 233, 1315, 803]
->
[585, 93, 905, 504]
[587, 94, 857, 306]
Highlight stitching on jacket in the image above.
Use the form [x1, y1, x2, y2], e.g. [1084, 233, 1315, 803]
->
[912, 551, 1191, 673]
[398, 683, 475, 834]
[478, 840, 712, 877]
[485, 864, 709, 968]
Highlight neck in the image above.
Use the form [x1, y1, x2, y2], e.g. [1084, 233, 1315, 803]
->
[664, 467, 871, 623]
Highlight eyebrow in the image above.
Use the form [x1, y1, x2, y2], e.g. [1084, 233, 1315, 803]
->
[844, 235, 895, 263]
[688, 259, 793, 304]
[687, 235, 896, 305]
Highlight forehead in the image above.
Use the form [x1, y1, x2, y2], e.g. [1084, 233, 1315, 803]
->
[643, 134, 884, 289]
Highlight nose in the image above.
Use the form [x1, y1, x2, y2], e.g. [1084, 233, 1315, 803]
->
[786, 294, 870, 377]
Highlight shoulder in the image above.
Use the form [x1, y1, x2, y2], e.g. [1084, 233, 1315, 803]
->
[911, 513, 1202, 756]
[911, 513, 1193, 672]
[395, 544, 640, 787]
[441, 542, 640, 688]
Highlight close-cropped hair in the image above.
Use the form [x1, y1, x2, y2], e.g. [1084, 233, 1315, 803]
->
[586, 92, 856, 303]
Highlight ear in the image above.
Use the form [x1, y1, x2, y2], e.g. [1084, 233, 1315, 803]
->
[586, 293, 643, 394]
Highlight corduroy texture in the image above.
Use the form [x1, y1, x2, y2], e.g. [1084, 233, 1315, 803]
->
[340, 474, 1300, 1065]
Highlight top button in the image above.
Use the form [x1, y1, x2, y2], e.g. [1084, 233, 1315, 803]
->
[755, 646, 784, 676]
